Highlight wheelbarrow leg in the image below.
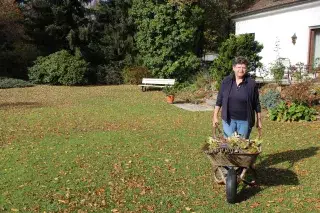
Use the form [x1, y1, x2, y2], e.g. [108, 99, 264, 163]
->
[212, 165, 226, 185]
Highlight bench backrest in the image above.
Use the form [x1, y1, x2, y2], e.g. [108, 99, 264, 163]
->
[142, 78, 175, 85]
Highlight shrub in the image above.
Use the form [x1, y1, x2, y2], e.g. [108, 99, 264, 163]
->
[0, 77, 34, 89]
[176, 83, 207, 104]
[163, 85, 177, 96]
[281, 82, 319, 105]
[122, 66, 151, 85]
[270, 60, 285, 84]
[194, 70, 214, 91]
[260, 89, 281, 110]
[210, 34, 263, 89]
[96, 65, 123, 85]
[28, 50, 89, 86]
[269, 101, 317, 122]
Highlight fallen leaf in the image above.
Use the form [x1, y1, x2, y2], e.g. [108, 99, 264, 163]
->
[250, 202, 260, 208]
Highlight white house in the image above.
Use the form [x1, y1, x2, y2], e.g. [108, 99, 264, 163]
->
[233, 0, 320, 78]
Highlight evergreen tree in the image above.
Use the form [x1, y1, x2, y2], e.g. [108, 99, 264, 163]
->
[22, 0, 91, 55]
[81, 0, 136, 84]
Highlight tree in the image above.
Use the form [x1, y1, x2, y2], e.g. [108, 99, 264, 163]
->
[0, 0, 38, 78]
[83, 0, 136, 84]
[130, 0, 204, 82]
[210, 33, 263, 89]
[199, 0, 255, 52]
[22, 0, 91, 55]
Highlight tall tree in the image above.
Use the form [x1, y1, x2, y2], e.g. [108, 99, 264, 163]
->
[22, 0, 91, 55]
[87, 0, 135, 66]
[199, 0, 255, 52]
[84, 0, 136, 83]
[0, 0, 38, 78]
[130, 0, 204, 81]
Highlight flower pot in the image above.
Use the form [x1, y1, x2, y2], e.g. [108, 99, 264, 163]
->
[166, 95, 174, 104]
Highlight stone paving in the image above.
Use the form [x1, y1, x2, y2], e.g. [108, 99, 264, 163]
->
[173, 98, 216, 112]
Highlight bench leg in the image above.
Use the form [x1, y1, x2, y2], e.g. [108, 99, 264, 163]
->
[141, 86, 147, 92]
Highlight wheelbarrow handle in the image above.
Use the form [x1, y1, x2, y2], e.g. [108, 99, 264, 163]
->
[212, 126, 225, 141]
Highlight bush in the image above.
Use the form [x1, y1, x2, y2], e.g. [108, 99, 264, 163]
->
[176, 83, 208, 104]
[281, 82, 319, 105]
[96, 65, 123, 85]
[270, 60, 285, 84]
[269, 101, 317, 122]
[260, 89, 281, 110]
[0, 77, 34, 89]
[210, 34, 263, 89]
[28, 50, 89, 86]
[122, 66, 151, 85]
[194, 70, 214, 91]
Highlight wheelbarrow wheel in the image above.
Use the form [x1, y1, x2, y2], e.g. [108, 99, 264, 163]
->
[226, 168, 237, 204]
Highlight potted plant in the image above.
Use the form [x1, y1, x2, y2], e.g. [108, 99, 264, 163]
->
[163, 85, 177, 104]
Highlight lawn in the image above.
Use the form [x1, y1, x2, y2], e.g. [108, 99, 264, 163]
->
[0, 85, 319, 212]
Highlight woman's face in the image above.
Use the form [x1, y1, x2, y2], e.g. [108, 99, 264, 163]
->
[233, 63, 247, 78]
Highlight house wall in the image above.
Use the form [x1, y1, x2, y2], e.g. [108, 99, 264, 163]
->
[234, 1, 320, 75]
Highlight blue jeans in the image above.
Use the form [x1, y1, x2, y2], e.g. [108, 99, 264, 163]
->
[222, 119, 252, 139]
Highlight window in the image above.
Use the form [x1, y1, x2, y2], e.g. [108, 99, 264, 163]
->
[308, 28, 320, 70]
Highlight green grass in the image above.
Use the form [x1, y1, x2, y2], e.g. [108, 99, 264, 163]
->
[0, 85, 319, 212]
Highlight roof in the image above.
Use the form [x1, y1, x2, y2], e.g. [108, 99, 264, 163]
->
[232, 0, 318, 19]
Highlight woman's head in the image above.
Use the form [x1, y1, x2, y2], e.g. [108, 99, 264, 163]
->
[232, 56, 248, 79]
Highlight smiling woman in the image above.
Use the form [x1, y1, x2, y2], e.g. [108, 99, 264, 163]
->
[213, 56, 262, 139]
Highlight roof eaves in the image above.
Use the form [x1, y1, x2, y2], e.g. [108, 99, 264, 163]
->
[232, 0, 317, 19]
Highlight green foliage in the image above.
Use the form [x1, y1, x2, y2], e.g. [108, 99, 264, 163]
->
[28, 50, 89, 85]
[163, 85, 177, 96]
[260, 89, 281, 110]
[199, 0, 255, 52]
[210, 34, 263, 89]
[131, 0, 204, 81]
[0, 77, 34, 89]
[270, 60, 285, 84]
[87, 0, 135, 72]
[22, 0, 90, 55]
[269, 101, 317, 122]
[175, 83, 208, 103]
[96, 64, 123, 85]
[193, 69, 214, 91]
[122, 66, 151, 85]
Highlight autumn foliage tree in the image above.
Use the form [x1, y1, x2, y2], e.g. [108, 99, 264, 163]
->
[0, 0, 38, 78]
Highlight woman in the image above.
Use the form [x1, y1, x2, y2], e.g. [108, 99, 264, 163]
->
[212, 56, 262, 139]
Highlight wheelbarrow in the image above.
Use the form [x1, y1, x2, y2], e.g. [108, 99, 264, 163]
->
[202, 127, 262, 204]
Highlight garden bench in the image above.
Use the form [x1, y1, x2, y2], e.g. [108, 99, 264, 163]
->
[138, 78, 175, 91]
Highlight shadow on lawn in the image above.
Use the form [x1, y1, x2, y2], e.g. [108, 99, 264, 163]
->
[0, 102, 43, 109]
[237, 146, 319, 203]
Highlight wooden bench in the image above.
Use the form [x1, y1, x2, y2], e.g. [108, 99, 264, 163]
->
[138, 78, 175, 91]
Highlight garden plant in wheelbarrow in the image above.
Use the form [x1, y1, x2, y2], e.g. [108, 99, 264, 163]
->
[202, 127, 262, 204]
